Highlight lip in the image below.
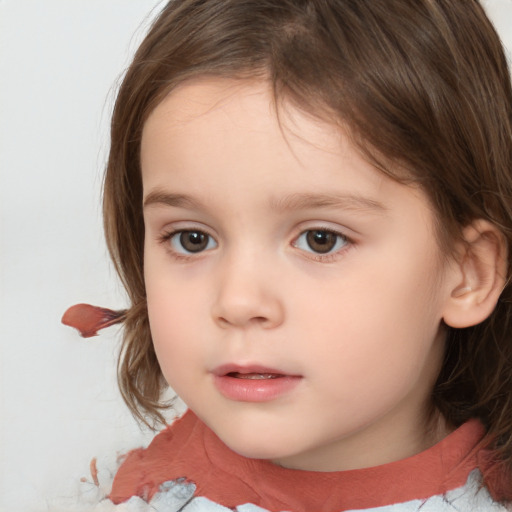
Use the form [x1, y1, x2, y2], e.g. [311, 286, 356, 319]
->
[212, 364, 302, 402]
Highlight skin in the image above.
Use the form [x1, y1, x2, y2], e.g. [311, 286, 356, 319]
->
[141, 79, 460, 472]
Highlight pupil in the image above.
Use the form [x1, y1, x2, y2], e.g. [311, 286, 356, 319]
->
[306, 230, 336, 253]
[180, 231, 207, 252]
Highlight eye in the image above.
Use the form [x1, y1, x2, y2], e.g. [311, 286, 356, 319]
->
[294, 229, 348, 254]
[168, 230, 217, 254]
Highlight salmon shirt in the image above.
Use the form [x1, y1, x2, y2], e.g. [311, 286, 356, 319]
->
[109, 410, 510, 511]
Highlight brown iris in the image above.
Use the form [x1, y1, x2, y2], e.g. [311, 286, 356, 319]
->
[180, 231, 209, 252]
[306, 230, 338, 253]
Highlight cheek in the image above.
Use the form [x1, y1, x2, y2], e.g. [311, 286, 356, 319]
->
[145, 267, 206, 383]
[147, 301, 205, 403]
[147, 289, 200, 348]
[293, 253, 445, 389]
[145, 248, 209, 332]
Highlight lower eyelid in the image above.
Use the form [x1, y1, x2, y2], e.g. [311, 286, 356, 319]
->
[176, 231, 216, 253]
[157, 227, 351, 262]
[156, 228, 217, 255]
[293, 229, 349, 254]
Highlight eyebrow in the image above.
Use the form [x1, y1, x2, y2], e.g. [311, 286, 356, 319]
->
[144, 191, 203, 210]
[143, 190, 387, 214]
[268, 192, 387, 214]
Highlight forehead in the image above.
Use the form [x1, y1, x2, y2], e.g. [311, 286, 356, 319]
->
[144, 77, 359, 154]
[141, 78, 435, 231]
[142, 78, 378, 188]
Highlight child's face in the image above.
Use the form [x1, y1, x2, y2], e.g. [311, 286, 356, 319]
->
[141, 79, 457, 471]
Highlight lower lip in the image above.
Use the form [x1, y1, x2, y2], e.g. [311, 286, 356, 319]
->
[213, 374, 302, 402]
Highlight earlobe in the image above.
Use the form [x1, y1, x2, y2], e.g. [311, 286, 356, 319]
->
[443, 220, 507, 329]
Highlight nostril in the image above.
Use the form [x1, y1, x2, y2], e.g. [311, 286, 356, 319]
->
[217, 316, 231, 328]
[216, 315, 269, 328]
[211, 288, 285, 329]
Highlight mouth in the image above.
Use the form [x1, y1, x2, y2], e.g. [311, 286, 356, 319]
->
[212, 364, 302, 402]
[213, 364, 297, 378]
[226, 372, 284, 380]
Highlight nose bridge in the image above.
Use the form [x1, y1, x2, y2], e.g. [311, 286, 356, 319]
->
[212, 243, 284, 329]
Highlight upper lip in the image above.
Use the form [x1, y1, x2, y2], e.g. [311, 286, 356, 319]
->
[212, 363, 299, 377]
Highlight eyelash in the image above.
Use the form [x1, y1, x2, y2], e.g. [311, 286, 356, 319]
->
[158, 229, 217, 261]
[158, 227, 352, 262]
[292, 228, 351, 262]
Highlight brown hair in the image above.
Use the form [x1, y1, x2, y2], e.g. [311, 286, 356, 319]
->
[103, 0, 512, 499]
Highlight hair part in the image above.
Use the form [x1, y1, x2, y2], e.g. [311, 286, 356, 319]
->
[103, 0, 512, 498]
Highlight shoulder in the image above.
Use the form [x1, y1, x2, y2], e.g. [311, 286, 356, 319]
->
[408, 470, 511, 512]
[104, 415, 511, 512]
[109, 410, 201, 504]
[95, 471, 511, 512]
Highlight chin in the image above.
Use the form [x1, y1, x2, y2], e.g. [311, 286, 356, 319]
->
[216, 428, 299, 462]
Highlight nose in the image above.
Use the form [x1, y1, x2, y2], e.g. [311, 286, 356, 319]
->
[211, 254, 285, 330]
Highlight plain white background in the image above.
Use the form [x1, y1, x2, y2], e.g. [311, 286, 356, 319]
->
[0, 2, 164, 511]
[1, 1, 511, 511]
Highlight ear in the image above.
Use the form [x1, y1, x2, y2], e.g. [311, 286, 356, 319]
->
[442, 220, 507, 329]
